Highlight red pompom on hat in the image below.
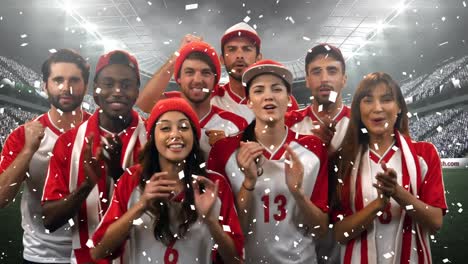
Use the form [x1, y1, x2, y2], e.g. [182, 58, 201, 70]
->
[221, 22, 261, 51]
[146, 98, 201, 140]
[95, 50, 140, 84]
[173, 41, 221, 85]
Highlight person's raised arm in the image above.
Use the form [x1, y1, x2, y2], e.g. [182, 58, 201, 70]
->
[136, 34, 202, 112]
[0, 121, 44, 208]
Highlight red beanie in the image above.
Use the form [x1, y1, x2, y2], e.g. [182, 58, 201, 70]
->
[173, 41, 221, 85]
[146, 98, 201, 140]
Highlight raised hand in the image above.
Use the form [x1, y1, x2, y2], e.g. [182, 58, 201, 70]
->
[284, 144, 305, 197]
[100, 135, 124, 181]
[236, 141, 264, 190]
[23, 120, 45, 153]
[139, 172, 178, 210]
[205, 129, 226, 146]
[193, 176, 219, 222]
[311, 116, 337, 146]
[83, 134, 103, 187]
[178, 34, 203, 50]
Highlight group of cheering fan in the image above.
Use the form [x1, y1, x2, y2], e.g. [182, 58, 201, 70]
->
[0, 21, 446, 264]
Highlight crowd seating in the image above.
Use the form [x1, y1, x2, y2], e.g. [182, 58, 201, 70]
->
[401, 56, 468, 102]
[409, 106, 468, 158]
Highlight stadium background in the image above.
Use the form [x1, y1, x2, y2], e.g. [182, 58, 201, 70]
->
[0, 0, 467, 262]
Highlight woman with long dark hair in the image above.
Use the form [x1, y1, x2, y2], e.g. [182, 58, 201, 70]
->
[333, 72, 447, 264]
[208, 60, 329, 263]
[90, 97, 243, 263]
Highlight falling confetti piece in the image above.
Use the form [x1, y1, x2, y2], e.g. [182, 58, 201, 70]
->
[147, 1, 152, 5]
[361, 128, 368, 134]
[383, 252, 393, 259]
[265, 188, 271, 194]
[439, 41, 448, 46]
[202, 88, 210, 93]
[457, 202, 462, 207]
[303, 36, 311, 41]
[274, 235, 279, 241]
[329, 91, 337, 103]
[133, 218, 144, 225]
[463, 1, 466, 7]
[185, 3, 198, 10]
[405, 204, 414, 210]
[86, 239, 94, 248]
[436, 126, 443, 133]
[243, 16, 251, 23]
[318, 104, 323, 112]
[222, 225, 231, 232]
[20, 34, 28, 38]
[20, 43, 29, 47]
[344, 232, 349, 237]
[68, 218, 75, 227]
[442, 259, 450, 263]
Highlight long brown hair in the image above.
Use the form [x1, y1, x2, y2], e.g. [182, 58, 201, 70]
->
[334, 72, 410, 206]
[138, 117, 205, 246]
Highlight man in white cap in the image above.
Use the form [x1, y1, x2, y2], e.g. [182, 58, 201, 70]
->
[211, 22, 299, 123]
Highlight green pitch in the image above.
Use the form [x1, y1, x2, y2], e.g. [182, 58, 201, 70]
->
[0, 169, 467, 263]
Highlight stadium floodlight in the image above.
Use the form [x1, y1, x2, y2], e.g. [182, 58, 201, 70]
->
[396, 1, 407, 14]
[100, 38, 121, 52]
[60, 0, 74, 14]
[83, 22, 97, 34]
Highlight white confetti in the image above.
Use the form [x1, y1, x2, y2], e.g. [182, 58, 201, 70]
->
[133, 218, 144, 225]
[463, 1, 467, 7]
[361, 128, 368, 134]
[344, 232, 349, 237]
[68, 218, 75, 227]
[441, 16, 446, 21]
[86, 239, 94, 248]
[20, 34, 28, 38]
[265, 188, 271, 194]
[178, 170, 185, 179]
[199, 162, 206, 168]
[243, 16, 251, 23]
[287, 16, 295, 24]
[185, 3, 198, 10]
[202, 88, 210, 93]
[383, 252, 393, 259]
[436, 126, 443, 133]
[136, 17, 141, 22]
[20, 42, 29, 47]
[459, 208, 463, 213]
[442, 258, 450, 263]
[457, 202, 462, 207]
[374, 143, 379, 151]
[318, 104, 323, 112]
[329, 91, 337, 103]
[439, 41, 448, 46]
[95, 87, 101, 94]
[147, 1, 152, 5]
[302, 36, 311, 41]
[190, 204, 196, 210]
[405, 204, 414, 210]
[274, 235, 279, 241]
[222, 225, 231, 232]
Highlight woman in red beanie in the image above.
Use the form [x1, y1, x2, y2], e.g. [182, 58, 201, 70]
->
[208, 60, 329, 263]
[90, 97, 244, 263]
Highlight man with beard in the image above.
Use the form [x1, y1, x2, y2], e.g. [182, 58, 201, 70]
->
[42, 50, 147, 264]
[136, 23, 299, 124]
[136, 41, 247, 158]
[210, 22, 299, 123]
[0, 49, 91, 264]
[285, 43, 350, 264]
